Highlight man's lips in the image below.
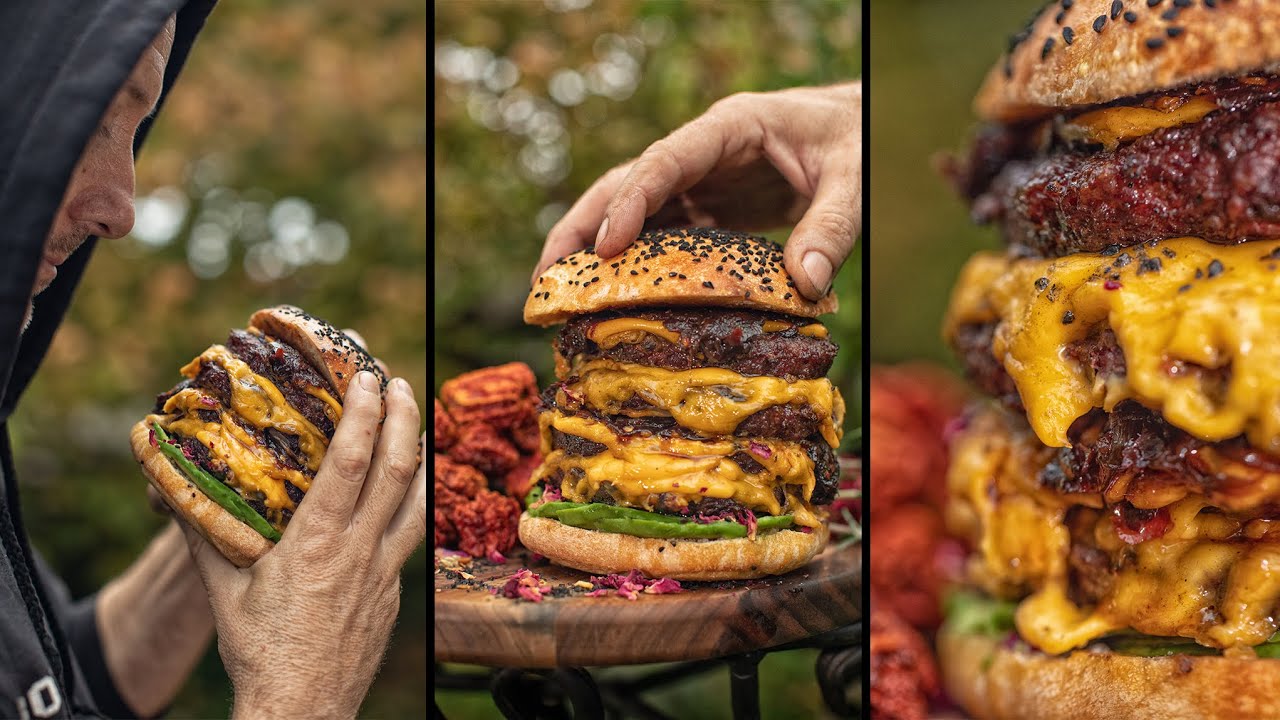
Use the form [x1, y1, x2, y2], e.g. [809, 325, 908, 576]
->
[33, 251, 72, 296]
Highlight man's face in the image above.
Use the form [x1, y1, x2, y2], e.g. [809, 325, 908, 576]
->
[23, 18, 175, 332]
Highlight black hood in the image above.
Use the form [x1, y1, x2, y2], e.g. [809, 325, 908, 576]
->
[0, 0, 216, 423]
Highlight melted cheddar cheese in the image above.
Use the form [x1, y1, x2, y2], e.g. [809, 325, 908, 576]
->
[161, 345, 336, 528]
[949, 405, 1280, 653]
[945, 238, 1280, 452]
[588, 318, 681, 348]
[1059, 96, 1219, 150]
[534, 412, 823, 528]
[564, 359, 845, 448]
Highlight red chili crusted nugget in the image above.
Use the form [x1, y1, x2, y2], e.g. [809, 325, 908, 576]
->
[503, 452, 543, 501]
[440, 362, 540, 431]
[434, 507, 456, 549]
[448, 422, 520, 475]
[435, 398, 457, 451]
[509, 411, 542, 455]
[452, 489, 521, 557]
[434, 453, 487, 507]
[870, 604, 940, 720]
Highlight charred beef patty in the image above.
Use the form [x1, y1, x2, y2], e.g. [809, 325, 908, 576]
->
[946, 76, 1280, 257]
[1040, 402, 1280, 514]
[548, 426, 840, 506]
[556, 308, 837, 380]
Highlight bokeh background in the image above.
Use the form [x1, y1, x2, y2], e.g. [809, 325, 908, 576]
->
[11, 2, 427, 717]
[434, 0, 859, 717]
[870, 0, 1036, 366]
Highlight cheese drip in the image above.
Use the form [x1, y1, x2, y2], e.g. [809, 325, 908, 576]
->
[944, 237, 1280, 452]
[161, 345, 336, 526]
[534, 412, 822, 528]
[948, 405, 1280, 653]
[564, 359, 844, 448]
[1059, 95, 1219, 150]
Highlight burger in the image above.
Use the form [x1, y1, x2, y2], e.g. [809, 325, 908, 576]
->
[936, 2, 1280, 717]
[519, 228, 845, 580]
[131, 306, 386, 567]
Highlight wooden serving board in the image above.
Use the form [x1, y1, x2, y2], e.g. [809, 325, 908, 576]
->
[434, 544, 861, 668]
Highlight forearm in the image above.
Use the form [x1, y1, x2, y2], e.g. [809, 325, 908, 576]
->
[97, 521, 214, 718]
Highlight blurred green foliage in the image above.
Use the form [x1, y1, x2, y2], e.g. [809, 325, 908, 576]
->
[435, 0, 858, 717]
[11, 1, 426, 717]
[869, 0, 1033, 365]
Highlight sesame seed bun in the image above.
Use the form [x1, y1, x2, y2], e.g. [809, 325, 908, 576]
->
[975, 0, 1280, 122]
[524, 228, 839, 326]
[938, 623, 1280, 720]
[517, 513, 830, 581]
[249, 305, 387, 396]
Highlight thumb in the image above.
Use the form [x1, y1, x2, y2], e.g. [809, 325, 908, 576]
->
[175, 518, 246, 597]
[783, 160, 859, 301]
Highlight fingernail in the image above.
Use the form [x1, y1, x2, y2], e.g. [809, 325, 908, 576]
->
[594, 217, 610, 248]
[391, 377, 411, 395]
[801, 252, 833, 296]
[359, 371, 379, 392]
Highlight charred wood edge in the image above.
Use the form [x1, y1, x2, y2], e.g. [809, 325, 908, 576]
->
[431, 621, 863, 720]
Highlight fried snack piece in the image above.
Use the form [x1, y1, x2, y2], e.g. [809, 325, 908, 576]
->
[440, 362, 539, 431]
[870, 604, 940, 720]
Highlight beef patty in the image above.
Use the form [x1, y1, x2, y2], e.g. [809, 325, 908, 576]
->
[945, 76, 1280, 257]
[555, 307, 838, 380]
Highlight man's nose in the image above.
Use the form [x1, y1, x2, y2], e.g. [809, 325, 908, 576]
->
[65, 147, 136, 240]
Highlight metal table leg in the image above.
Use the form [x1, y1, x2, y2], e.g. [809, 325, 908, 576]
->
[490, 666, 605, 720]
[728, 650, 765, 720]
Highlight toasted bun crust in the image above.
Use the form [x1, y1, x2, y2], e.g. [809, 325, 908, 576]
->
[131, 419, 273, 568]
[248, 305, 387, 396]
[938, 624, 1280, 720]
[524, 228, 838, 326]
[976, 0, 1280, 122]
[517, 513, 828, 580]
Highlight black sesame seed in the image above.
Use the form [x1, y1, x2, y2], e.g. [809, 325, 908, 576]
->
[1093, 15, 1107, 31]
[630, 270, 638, 275]
[1035, 277, 1050, 291]
[1055, 9, 1067, 24]
[1124, 10, 1138, 21]
[1063, 0, 1074, 7]
[703, 281, 714, 289]
[1111, 0, 1123, 18]
[1138, 257, 1162, 274]
[653, 278, 660, 285]
[1173, 0, 1190, 6]
[1063, 26, 1075, 44]
[1178, 284, 1192, 293]
[678, 274, 687, 279]
[1166, 26, 1183, 37]
[1042, 37, 1056, 59]
[784, 293, 792, 300]
[1207, 259, 1224, 277]
[1146, 37, 1165, 49]
[1204, 0, 1216, 7]
[1195, 268, 1204, 279]
[1062, 310, 1075, 325]
[1147, 0, 1161, 6]
[1161, 7, 1179, 19]
[669, 272, 677, 278]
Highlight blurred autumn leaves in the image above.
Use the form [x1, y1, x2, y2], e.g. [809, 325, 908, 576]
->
[14, 2, 426, 717]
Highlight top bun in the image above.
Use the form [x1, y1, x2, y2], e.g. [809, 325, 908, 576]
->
[524, 228, 839, 326]
[975, 0, 1280, 122]
[248, 305, 387, 396]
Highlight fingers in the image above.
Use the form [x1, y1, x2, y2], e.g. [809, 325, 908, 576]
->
[296, 370, 384, 526]
[383, 433, 427, 567]
[533, 161, 635, 283]
[596, 107, 759, 258]
[146, 483, 175, 517]
[353, 378, 422, 537]
[783, 153, 860, 300]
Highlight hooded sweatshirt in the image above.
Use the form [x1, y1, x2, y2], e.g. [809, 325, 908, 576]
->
[0, 2, 215, 717]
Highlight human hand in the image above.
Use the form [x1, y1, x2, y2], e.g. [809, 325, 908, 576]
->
[535, 82, 861, 301]
[178, 370, 427, 720]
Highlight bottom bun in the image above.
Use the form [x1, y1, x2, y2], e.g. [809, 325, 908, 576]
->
[938, 624, 1280, 720]
[517, 513, 828, 580]
[130, 419, 274, 568]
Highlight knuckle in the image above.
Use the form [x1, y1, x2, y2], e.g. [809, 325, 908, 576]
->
[380, 450, 418, 484]
[328, 449, 372, 480]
